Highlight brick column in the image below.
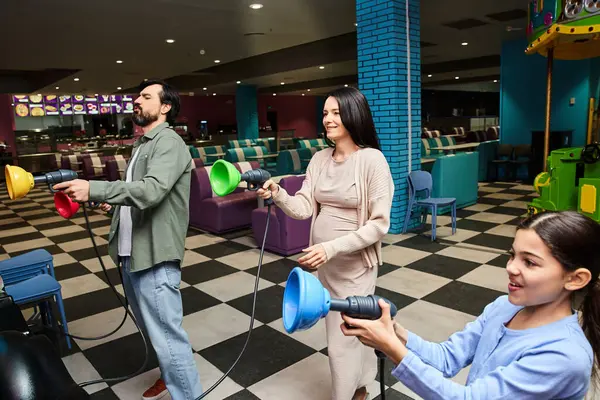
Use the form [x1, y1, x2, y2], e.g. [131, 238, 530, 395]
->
[356, 0, 422, 234]
[235, 85, 259, 140]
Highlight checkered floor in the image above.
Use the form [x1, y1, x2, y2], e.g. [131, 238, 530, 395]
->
[0, 181, 538, 400]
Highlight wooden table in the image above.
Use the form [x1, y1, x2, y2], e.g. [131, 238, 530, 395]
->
[431, 143, 480, 153]
[247, 154, 279, 169]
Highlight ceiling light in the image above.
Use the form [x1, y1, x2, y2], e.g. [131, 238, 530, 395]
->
[214, 60, 221, 63]
[166, 39, 175, 44]
[213, 93, 216, 96]
[117, 87, 122, 90]
[236, 81, 241, 84]
[116, 60, 123, 64]
[344, 84, 348, 87]
[273, 93, 277, 96]
[319, 66, 325, 70]
[55, 86, 60, 90]
[302, 93, 305, 96]
[354, 23, 358, 27]
[427, 74, 432, 78]
[455, 77, 460, 80]
[280, 82, 285, 85]
[94, 93, 98, 96]
[493, 79, 498, 83]
[461, 42, 468, 46]
[73, 78, 79, 81]
[307, 89, 311, 92]
[249, 3, 263, 9]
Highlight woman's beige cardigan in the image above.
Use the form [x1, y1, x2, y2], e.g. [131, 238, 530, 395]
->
[272, 147, 395, 268]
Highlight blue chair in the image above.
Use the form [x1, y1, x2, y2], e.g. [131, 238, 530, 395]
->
[402, 170, 457, 241]
[0, 249, 71, 349]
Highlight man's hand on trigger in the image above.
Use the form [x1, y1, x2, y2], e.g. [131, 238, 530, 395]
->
[52, 180, 90, 203]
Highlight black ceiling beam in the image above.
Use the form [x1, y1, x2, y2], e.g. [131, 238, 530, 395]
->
[260, 75, 358, 94]
[421, 55, 500, 74]
[422, 74, 500, 88]
[0, 69, 79, 94]
[163, 32, 358, 91]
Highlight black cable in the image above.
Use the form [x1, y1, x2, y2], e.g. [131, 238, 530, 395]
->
[379, 356, 386, 400]
[195, 202, 272, 400]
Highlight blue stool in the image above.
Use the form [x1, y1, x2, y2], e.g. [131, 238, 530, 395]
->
[402, 170, 457, 241]
[0, 249, 71, 349]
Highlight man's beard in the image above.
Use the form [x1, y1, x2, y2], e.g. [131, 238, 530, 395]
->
[132, 108, 159, 127]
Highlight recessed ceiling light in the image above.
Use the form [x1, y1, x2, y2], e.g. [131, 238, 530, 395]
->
[73, 78, 79, 81]
[302, 93, 305, 96]
[344, 84, 348, 87]
[213, 93, 216, 96]
[319, 66, 325, 70]
[461, 42, 468, 46]
[203, 87, 207, 90]
[94, 93, 98, 96]
[427, 74, 432, 78]
[55, 86, 60, 90]
[273, 93, 277, 96]
[280, 82, 285, 85]
[249, 3, 263, 9]
[214, 59, 221, 63]
[354, 23, 358, 27]
[493, 79, 498, 83]
[307, 89, 311, 92]
[455, 76, 460, 80]
[117, 87, 122, 90]
[144, 78, 148, 81]
[116, 60, 123, 64]
[236, 81, 241, 84]
[166, 39, 175, 44]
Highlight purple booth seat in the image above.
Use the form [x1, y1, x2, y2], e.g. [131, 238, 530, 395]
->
[189, 161, 260, 234]
[251, 175, 310, 256]
[105, 156, 129, 181]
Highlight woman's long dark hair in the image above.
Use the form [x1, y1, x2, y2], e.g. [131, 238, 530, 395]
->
[518, 211, 600, 382]
[324, 87, 380, 150]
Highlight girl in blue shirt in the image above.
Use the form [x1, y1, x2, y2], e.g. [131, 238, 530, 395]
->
[341, 211, 600, 399]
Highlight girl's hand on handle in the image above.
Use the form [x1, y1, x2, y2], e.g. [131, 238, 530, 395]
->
[256, 179, 279, 200]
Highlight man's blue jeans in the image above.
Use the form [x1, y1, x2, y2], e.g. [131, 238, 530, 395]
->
[120, 257, 202, 400]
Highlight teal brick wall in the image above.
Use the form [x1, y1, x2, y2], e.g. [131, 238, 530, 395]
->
[356, 0, 422, 234]
[236, 85, 259, 140]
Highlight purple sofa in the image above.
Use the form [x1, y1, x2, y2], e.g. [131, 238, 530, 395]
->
[189, 161, 260, 233]
[251, 175, 311, 256]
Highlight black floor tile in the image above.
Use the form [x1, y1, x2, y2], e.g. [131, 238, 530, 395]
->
[464, 233, 514, 251]
[35, 220, 78, 231]
[374, 286, 417, 312]
[423, 281, 505, 317]
[95, 267, 124, 287]
[486, 183, 517, 188]
[373, 388, 415, 400]
[86, 220, 112, 230]
[405, 254, 481, 280]
[194, 241, 252, 259]
[454, 219, 497, 232]
[10, 244, 64, 257]
[456, 209, 478, 219]
[55, 262, 93, 281]
[63, 287, 125, 321]
[0, 231, 45, 245]
[2, 221, 34, 230]
[377, 262, 402, 277]
[394, 235, 448, 253]
[83, 332, 159, 383]
[89, 388, 120, 400]
[476, 197, 508, 206]
[220, 229, 253, 240]
[199, 325, 316, 387]
[70, 245, 109, 262]
[21, 212, 56, 221]
[246, 258, 300, 284]
[51, 230, 95, 244]
[488, 253, 511, 268]
[182, 260, 239, 285]
[505, 216, 526, 226]
[484, 206, 527, 217]
[227, 285, 285, 324]
[224, 390, 262, 400]
[181, 286, 222, 316]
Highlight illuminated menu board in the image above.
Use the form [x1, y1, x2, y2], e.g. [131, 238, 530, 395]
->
[12, 94, 135, 117]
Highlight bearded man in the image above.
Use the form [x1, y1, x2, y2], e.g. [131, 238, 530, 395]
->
[54, 80, 202, 400]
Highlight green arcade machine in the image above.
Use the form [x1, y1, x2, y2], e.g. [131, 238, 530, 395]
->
[525, 0, 600, 222]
